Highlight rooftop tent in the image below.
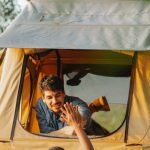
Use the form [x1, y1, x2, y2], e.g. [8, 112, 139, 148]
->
[0, 0, 150, 49]
[0, 0, 150, 150]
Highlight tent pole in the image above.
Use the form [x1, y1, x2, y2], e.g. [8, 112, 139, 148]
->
[10, 54, 29, 140]
[0, 48, 6, 66]
[124, 52, 137, 143]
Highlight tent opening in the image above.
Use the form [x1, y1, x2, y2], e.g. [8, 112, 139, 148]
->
[19, 49, 133, 138]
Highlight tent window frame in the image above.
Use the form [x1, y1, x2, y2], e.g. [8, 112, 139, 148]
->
[17, 50, 135, 139]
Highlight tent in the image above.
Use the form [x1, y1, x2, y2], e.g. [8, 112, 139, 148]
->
[0, 0, 150, 149]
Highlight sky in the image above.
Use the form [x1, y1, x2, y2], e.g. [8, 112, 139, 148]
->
[17, 0, 27, 9]
[64, 74, 130, 104]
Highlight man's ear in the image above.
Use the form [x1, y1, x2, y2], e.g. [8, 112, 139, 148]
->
[42, 94, 46, 103]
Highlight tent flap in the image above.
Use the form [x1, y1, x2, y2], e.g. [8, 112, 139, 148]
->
[0, 0, 150, 50]
[0, 48, 24, 140]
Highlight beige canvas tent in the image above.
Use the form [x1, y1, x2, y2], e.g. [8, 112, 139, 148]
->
[0, 0, 150, 149]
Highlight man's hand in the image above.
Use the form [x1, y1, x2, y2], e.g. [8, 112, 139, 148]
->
[60, 103, 94, 150]
[60, 102, 82, 127]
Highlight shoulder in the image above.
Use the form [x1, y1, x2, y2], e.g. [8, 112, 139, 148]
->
[65, 95, 82, 102]
[35, 98, 45, 111]
[36, 97, 43, 105]
[65, 95, 88, 106]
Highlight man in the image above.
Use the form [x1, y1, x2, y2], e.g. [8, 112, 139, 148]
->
[35, 75, 91, 135]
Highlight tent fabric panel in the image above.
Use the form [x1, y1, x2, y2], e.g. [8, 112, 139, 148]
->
[14, 118, 126, 142]
[1, 23, 150, 50]
[0, 49, 24, 140]
[13, 120, 126, 149]
[19, 68, 31, 129]
[128, 51, 150, 145]
[0, 143, 11, 150]
[0, 0, 150, 50]
[32, 0, 150, 22]
[34, 49, 133, 65]
[7, 0, 150, 25]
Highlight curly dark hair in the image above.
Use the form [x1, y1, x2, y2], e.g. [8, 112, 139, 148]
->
[40, 75, 64, 95]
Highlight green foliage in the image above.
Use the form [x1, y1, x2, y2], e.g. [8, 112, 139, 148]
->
[92, 103, 126, 133]
[0, 0, 20, 33]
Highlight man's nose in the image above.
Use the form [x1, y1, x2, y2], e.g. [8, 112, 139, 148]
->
[52, 96, 57, 103]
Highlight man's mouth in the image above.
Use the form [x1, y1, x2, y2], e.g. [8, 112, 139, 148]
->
[53, 102, 62, 108]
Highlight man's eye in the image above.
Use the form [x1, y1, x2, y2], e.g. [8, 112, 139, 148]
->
[57, 92, 63, 96]
[47, 97, 52, 99]
[55, 95, 60, 98]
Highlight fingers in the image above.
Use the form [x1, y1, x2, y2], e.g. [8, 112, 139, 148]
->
[75, 105, 82, 124]
[75, 105, 78, 111]
[60, 102, 82, 126]
[60, 106, 67, 115]
[70, 103, 75, 113]
[66, 102, 74, 114]
[63, 102, 74, 114]
[60, 113, 67, 123]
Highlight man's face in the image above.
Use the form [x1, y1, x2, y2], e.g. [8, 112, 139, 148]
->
[42, 90, 65, 113]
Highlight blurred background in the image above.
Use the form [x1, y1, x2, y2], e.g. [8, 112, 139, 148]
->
[0, 0, 26, 34]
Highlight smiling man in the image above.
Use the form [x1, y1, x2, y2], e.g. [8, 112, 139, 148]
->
[35, 75, 92, 134]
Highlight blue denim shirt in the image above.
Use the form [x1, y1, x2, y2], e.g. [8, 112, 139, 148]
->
[35, 95, 91, 133]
